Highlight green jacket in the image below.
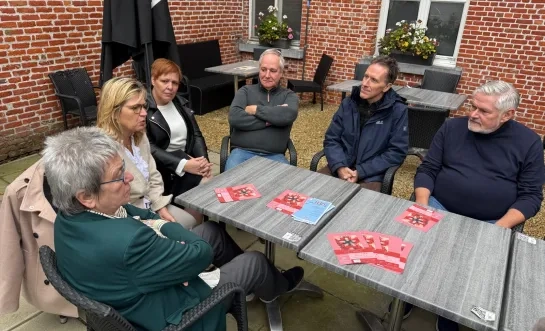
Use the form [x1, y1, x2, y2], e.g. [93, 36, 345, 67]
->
[54, 204, 226, 331]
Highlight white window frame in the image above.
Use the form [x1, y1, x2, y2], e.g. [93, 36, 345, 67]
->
[376, 0, 469, 68]
[248, 0, 301, 46]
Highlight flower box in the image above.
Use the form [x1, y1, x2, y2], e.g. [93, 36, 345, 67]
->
[389, 50, 435, 66]
[274, 38, 291, 49]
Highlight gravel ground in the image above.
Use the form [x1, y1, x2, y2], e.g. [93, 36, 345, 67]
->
[195, 102, 545, 239]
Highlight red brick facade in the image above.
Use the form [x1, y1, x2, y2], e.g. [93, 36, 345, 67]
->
[0, 0, 544, 163]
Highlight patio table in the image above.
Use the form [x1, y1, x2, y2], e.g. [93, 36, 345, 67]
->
[327, 80, 467, 111]
[175, 157, 360, 331]
[499, 233, 545, 331]
[299, 189, 511, 331]
[204, 59, 260, 92]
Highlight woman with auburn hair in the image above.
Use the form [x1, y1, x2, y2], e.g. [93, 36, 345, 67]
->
[146, 58, 212, 201]
[97, 77, 199, 228]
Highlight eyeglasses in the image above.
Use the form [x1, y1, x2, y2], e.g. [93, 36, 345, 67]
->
[124, 103, 149, 113]
[100, 160, 126, 185]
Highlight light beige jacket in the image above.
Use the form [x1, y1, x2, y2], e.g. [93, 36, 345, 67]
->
[125, 134, 172, 211]
[0, 161, 77, 317]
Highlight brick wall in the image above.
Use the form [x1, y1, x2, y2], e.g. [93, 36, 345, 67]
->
[0, 0, 544, 163]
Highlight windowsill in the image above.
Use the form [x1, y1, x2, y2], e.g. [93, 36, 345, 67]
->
[238, 42, 305, 60]
[359, 57, 462, 76]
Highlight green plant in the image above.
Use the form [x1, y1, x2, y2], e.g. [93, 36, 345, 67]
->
[378, 20, 439, 59]
[255, 6, 294, 45]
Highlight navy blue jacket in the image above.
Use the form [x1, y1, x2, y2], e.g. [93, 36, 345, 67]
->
[415, 117, 545, 221]
[324, 86, 409, 182]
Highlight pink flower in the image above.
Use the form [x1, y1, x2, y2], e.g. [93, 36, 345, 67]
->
[287, 27, 293, 32]
[288, 33, 293, 40]
[254, 25, 258, 28]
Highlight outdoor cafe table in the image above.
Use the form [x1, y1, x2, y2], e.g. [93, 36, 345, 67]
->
[499, 234, 545, 331]
[326, 80, 467, 111]
[175, 157, 360, 331]
[204, 59, 260, 92]
[299, 189, 511, 331]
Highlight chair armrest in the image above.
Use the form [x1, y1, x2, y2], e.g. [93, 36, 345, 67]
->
[220, 136, 230, 173]
[54, 93, 85, 114]
[287, 139, 297, 166]
[309, 150, 325, 172]
[162, 282, 247, 331]
[409, 192, 415, 202]
[380, 165, 399, 195]
[512, 222, 525, 233]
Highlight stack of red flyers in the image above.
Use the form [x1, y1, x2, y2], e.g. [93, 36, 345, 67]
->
[214, 184, 261, 203]
[395, 204, 444, 232]
[327, 231, 413, 274]
[266, 190, 309, 215]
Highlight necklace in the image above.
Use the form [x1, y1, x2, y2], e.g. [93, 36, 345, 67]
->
[87, 206, 128, 219]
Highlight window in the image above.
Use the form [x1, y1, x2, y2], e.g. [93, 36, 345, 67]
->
[249, 0, 303, 44]
[377, 0, 469, 67]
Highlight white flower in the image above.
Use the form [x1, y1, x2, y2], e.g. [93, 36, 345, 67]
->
[259, 12, 264, 16]
[272, 27, 277, 31]
[410, 23, 415, 29]
[283, 15, 287, 19]
[267, 5, 274, 12]
[400, 20, 406, 23]
[396, 22, 401, 26]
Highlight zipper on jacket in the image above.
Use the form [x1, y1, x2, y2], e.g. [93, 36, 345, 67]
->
[149, 118, 171, 139]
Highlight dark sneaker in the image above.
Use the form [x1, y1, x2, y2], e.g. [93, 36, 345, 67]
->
[436, 316, 459, 331]
[388, 302, 413, 320]
[260, 266, 305, 303]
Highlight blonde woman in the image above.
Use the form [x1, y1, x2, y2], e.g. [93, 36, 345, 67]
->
[97, 77, 200, 228]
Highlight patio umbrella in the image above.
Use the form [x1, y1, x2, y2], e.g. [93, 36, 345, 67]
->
[99, 0, 181, 87]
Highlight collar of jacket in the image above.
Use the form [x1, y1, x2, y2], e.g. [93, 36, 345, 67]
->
[257, 80, 280, 94]
[20, 161, 57, 223]
[147, 89, 190, 109]
[350, 85, 407, 113]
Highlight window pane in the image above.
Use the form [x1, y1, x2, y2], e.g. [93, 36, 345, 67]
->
[253, 0, 274, 38]
[427, 2, 464, 56]
[385, 0, 420, 31]
[282, 0, 302, 41]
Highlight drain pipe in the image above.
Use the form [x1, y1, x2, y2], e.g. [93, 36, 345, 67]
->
[301, 0, 310, 80]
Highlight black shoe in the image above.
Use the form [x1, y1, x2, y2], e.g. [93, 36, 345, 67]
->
[388, 302, 413, 320]
[260, 266, 304, 303]
[436, 316, 459, 331]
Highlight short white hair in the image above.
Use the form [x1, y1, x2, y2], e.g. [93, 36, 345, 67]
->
[41, 127, 121, 215]
[473, 81, 520, 113]
[259, 48, 285, 72]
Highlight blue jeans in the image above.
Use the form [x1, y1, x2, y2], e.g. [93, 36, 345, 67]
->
[225, 148, 289, 171]
[429, 196, 496, 224]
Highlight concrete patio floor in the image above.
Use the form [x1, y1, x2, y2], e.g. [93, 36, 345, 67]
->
[0, 153, 474, 331]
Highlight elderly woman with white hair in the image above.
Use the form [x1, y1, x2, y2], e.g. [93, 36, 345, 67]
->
[43, 127, 304, 331]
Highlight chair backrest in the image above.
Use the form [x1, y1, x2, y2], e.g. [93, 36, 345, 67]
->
[354, 63, 369, 80]
[312, 53, 334, 85]
[39, 246, 138, 331]
[48, 68, 97, 110]
[177, 40, 223, 80]
[408, 106, 449, 149]
[253, 47, 267, 61]
[420, 69, 461, 93]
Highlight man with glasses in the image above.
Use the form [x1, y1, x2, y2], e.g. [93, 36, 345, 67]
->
[319, 56, 408, 191]
[225, 48, 299, 170]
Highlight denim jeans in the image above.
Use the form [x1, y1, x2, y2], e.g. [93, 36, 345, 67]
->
[225, 148, 289, 171]
[428, 196, 496, 224]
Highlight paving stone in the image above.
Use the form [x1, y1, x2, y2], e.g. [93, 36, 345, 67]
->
[226, 224, 259, 250]
[208, 151, 220, 165]
[0, 179, 8, 196]
[0, 154, 40, 178]
[0, 298, 40, 331]
[9, 312, 85, 331]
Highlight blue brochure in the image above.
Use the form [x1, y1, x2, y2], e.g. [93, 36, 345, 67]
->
[292, 198, 335, 225]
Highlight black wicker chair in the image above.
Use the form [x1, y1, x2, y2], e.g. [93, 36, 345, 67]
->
[354, 63, 369, 81]
[309, 150, 399, 195]
[48, 68, 99, 129]
[220, 133, 297, 173]
[39, 246, 248, 331]
[408, 106, 450, 160]
[416, 69, 461, 93]
[287, 53, 334, 111]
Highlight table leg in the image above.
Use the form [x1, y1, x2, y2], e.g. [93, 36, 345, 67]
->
[234, 76, 239, 92]
[355, 298, 404, 331]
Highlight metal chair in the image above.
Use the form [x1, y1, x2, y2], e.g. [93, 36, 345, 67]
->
[48, 68, 99, 129]
[408, 106, 450, 160]
[353, 63, 369, 81]
[309, 150, 399, 195]
[287, 53, 334, 111]
[39, 246, 248, 331]
[416, 69, 461, 93]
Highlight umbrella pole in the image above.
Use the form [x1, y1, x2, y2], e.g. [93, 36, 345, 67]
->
[144, 43, 152, 93]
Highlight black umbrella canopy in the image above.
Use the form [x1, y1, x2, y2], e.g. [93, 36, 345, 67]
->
[100, 0, 181, 87]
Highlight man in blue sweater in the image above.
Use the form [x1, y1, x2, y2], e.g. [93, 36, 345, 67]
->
[319, 56, 408, 191]
[413, 80, 545, 331]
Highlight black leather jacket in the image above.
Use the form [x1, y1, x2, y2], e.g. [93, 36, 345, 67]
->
[146, 93, 209, 176]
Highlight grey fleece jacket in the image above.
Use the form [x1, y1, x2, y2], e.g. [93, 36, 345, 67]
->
[228, 83, 298, 154]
